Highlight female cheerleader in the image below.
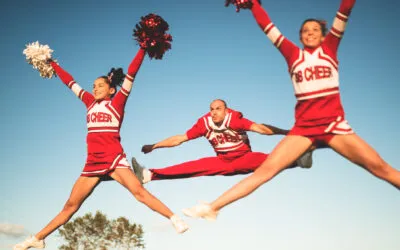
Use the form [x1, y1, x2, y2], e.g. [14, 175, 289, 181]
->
[183, 0, 400, 220]
[15, 45, 188, 250]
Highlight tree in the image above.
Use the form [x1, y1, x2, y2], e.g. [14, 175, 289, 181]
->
[58, 211, 145, 250]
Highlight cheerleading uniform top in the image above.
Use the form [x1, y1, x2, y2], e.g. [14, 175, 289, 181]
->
[251, 0, 356, 128]
[186, 109, 254, 160]
[50, 49, 145, 175]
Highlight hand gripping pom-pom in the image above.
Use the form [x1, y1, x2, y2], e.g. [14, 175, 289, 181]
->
[23, 41, 57, 78]
[133, 13, 172, 60]
[225, 0, 261, 12]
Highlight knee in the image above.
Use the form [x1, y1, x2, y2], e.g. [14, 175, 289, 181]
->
[254, 163, 283, 184]
[62, 199, 80, 214]
[131, 185, 147, 202]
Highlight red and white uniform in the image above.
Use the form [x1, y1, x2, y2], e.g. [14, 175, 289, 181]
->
[251, 0, 355, 145]
[187, 109, 253, 159]
[50, 49, 145, 177]
[150, 109, 269, 180]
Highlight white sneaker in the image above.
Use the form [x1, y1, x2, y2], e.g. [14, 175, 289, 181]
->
[13, 236, 45, 250]
[170, 214, 189, 234]
[182, 202, 218, 221]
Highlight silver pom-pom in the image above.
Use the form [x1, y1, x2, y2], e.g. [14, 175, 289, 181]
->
[23, 41, 57, 78]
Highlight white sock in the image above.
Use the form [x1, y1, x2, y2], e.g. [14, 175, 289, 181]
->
[142, 169, 152, 184]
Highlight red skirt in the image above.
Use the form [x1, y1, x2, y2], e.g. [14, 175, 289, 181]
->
[81, 152, 130, 177]
[289, 116, 354, 147]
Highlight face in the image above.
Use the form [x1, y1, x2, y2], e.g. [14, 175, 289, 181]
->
[210, 100, 227, 125]
[300, 21, 325, 49]
[92, 78, 115, 101]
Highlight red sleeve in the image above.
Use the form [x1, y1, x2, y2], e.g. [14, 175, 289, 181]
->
[110, 91, 127, 116]
[250, 0, 271, 30]
[338, 0, 356, 17]
[126, 48, 145, 77]
[251, 1, 299, 67]
[50, 61, 94, 107]
[323, 0, 356, 55]
[50, 61, 74, 86]
[228, 111, 254, 131]
[186, 118, 207, 140]
[112, 48, 146, 114]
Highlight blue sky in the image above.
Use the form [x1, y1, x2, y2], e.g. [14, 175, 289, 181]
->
[1, 0, 399, 249]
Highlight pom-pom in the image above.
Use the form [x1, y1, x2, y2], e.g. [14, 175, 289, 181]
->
[23, 41, 57, 78]
[225, 0, 261, 12]
[133, 13, 172, 60]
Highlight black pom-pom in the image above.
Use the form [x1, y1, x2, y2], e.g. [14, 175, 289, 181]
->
[108, 67, 125, 87]
[225, 0, 261, 12]
[133, 13, 172, 60]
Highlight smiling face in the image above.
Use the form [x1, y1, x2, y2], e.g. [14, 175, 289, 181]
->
[92, 78, 115, 101]
[210, 99, 228, 125]
[300, 20, 325, 49]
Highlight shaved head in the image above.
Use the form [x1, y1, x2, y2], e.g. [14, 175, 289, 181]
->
[210, 99, 228, 125]
[210, 99, 227, 108]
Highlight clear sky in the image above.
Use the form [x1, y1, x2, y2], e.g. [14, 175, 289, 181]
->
[1, 0, 399, 249]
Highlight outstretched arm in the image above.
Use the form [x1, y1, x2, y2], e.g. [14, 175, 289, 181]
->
[143, 117, 206, 153]
[250, 123, 289, 135]
[250, 0, 298, 62]
[324, 0, 356, 53]
[142, 134, 189, 154]
[112, 48, 146, 111]
[50, 61, 94, 106]
[230, 111, 289, 136]
[123, 48, 146, 92]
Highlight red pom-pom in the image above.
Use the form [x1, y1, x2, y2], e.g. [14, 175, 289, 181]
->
[133, 14, 172, 60]
[225, 0, 261, 12]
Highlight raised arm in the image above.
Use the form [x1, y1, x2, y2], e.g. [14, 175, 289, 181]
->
[123, 48, 146, 93]
[50, 61, 94, 107]
[112, 48, 146, 111]
[142, 134, 189, 154]
[323, 0, 356, 53]
[250, 0, 298, 62]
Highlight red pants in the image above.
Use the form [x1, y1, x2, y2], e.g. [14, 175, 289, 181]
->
[150, 152, 268, 181]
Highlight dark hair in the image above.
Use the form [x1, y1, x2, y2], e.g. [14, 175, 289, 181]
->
[98, 67, 125, 97]
[299, 18, 328, 37]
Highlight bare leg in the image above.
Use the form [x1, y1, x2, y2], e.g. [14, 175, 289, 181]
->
[328, 134, 400, 189]
[110, 168, 174, 218]
[35, 176, 101, 240]
[210, 135, 312, 211]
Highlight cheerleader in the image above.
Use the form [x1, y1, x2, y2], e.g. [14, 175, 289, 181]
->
[132, 99, 312, 184]
[183, 0, 400, 220]
[16, 15, 188, 250]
